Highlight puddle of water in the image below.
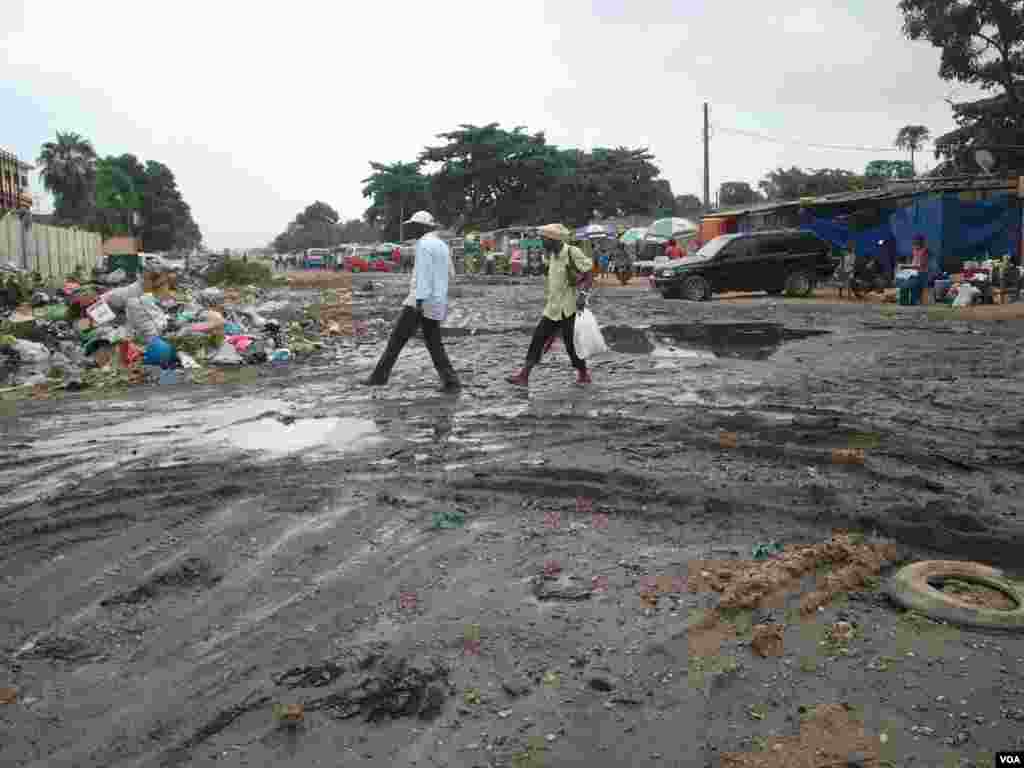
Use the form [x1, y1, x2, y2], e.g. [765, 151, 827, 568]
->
[221, 417, 379, 455]
[603, 323, 829, 361]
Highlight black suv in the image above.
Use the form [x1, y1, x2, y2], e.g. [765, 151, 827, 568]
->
[653, 229, 836, 301]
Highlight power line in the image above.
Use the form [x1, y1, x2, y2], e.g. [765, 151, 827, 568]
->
[711, 124, 930, 153]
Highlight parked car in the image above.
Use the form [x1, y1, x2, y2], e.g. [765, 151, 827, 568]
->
[653, 229, 836, 301]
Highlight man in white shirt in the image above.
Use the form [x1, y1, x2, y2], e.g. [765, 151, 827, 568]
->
[360, 211, 460, 393]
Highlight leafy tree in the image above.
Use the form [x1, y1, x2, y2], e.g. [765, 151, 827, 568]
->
[337, 218, 377, 243]
[894, 125, 931, 171]
[420, 124, 555, 230]
[37, 131, 98, 224]
[139, 161, 202, 251]
[272, 203, 358, 253]
[865, 159, 916, 182]
[361, 162, 432, 241]
[718, 181, 761, 207]
[758, 167, 866, 201]
[361, 122, 676, 234]
[298, 201, 340, 226]
[674, 194, 704, 216]
[900, 0, 1024, 174]
[92, 156, 141, 236]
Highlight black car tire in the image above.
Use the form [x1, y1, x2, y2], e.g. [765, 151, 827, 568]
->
[682, 276, 710, 301]
[660, 283, 683, 300]
[784, 271, 814, 298]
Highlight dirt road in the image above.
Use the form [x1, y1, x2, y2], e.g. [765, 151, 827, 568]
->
[2, 273, 1023, 768]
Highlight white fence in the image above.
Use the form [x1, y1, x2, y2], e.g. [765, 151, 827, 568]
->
[0, 212, 104, 280]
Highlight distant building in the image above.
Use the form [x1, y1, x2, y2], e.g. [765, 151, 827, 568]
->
[0, 148, 33, 212]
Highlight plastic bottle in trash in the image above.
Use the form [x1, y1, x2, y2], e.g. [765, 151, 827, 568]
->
[271, 349, 291, 363]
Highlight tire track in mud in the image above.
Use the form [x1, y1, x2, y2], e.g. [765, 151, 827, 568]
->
[12, 482, 437, 768]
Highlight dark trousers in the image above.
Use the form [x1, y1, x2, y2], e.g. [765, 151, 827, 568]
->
[525, 313, 586, 371]
[371, 306, 457, 383]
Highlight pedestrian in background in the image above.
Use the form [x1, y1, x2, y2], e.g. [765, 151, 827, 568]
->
[360, 211, 460, 393]
[506, 223, 594, 387]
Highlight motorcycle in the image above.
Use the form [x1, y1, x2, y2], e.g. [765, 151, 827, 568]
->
[848, 256, 889, 299]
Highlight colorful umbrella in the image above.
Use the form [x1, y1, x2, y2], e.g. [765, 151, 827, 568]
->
[647, 218, 698, 240]
[619, 227, 648, 244]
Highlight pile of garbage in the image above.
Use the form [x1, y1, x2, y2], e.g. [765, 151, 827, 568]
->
[0, 262, 313, 392]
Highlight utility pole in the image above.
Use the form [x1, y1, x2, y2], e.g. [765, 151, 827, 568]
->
[703, 103, 711, 211]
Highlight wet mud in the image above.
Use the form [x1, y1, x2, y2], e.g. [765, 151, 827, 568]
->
[2, 274, 1024, 767]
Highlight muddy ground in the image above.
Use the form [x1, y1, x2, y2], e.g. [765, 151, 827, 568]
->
[2, 273, 1024, 768]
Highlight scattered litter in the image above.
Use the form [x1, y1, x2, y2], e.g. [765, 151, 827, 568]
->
[432, 510, 465, 529]
[177, 352, 201, 369]
[86, 301, 115, 326]
[272, 703, 304, 728]
[209, 342, 243, 366]
[751, 540, 783, 560]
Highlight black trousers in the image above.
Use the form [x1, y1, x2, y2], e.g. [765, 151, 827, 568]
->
[525, 313, 586, 371]
[371, 306, 457, 383]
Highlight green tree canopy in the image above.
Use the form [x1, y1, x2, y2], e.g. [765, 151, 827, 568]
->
[271, 204, 369, 253]
[139, 161, 202, 251]
[900, 0, 1024, 174]
[894, 125, 931, 171]
[420, 124, 556, 229]
[674, 194, 704, 217]
[92, 157, 141, 236]
[361, 161, 432, 241]
[758, 167, 866, 201]
[37, 131, 98, 224]
[865, 159, 915, 181]
[718, 181, 761, 207]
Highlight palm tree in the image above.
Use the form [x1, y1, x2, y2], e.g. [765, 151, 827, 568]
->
[894, 126, 931, 175]
[37, 132, 98, 224]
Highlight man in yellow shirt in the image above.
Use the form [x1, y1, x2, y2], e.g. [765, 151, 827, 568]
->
[507, 223, 594, 386]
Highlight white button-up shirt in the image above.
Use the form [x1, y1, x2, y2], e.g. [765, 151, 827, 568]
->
[402, 232, 455, 321]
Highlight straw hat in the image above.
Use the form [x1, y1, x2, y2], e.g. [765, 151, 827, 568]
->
[537, 223, 571, 242]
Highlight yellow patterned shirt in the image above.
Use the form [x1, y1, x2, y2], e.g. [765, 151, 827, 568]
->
[542, 244, 592, 321]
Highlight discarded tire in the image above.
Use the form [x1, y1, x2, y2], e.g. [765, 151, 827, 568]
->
[884, 560, 1024, 632]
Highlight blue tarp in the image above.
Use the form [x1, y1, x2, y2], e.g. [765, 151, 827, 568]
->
[799, 192, 1019, 272]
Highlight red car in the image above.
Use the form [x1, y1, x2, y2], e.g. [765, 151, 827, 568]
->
[344, 254, 370, 272]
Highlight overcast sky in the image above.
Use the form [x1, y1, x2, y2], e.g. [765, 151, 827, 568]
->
[2, 0, 981, 250]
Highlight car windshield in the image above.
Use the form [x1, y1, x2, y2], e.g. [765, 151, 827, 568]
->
[690, 234, 740, 260]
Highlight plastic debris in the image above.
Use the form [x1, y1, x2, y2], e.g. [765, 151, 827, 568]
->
[751, 540, 784, 560]
[272, 702, 305, 728]
[209, 342, 243, 365]
[86, 301, 115, 326]
[432, 510, 465, 529]
[199, 287, 224, 306]
[102, 280, 143, 311]
[143, 338, 176, 367]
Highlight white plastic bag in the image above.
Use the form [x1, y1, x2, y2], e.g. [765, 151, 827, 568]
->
[102, 279, 143, 311]
[573, 309, 608, 360]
